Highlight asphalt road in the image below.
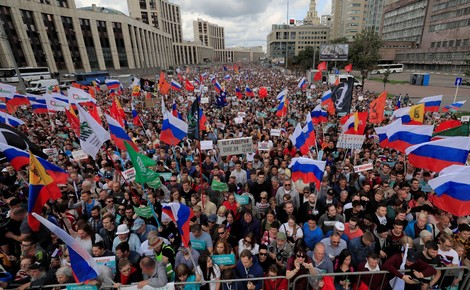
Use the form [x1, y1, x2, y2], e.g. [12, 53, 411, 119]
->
[355, 70, 470, 112]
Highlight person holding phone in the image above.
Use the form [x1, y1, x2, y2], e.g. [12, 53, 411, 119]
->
[286, 247, 318, 290]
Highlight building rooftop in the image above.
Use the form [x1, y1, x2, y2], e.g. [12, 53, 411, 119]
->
[78, 5, 126, 15]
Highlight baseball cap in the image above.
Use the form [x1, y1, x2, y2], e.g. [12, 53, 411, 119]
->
[116, 224, 130, 235]
[277, 232, 287, 240]
[406, 250, 416, 263]
[208, 214, 217, 223]
[335, 222, 345, 232]
[131, 218, 145, 231]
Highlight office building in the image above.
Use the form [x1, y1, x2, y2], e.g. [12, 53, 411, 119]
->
[193, 18, 225, 50]
[331, 0, 367, 40]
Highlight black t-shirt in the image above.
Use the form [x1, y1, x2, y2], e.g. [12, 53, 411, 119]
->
[257, 255, 275, 274]
[416, 251, 442, 281]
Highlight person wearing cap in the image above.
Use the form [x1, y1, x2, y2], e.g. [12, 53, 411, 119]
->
[269, 231, 293, 271]
[321, 232, 347, 261]
[373, 224, 390, 261]
[325, 221, 350, 242]
[147, 234, 176, 282]
[112, 224, 141, 253]
[299, 190, 318, 224]
[383, 246, 436, 289]
[317, 188, 338, 216]
[132, 218, 157, 243]
[174, 244, 200, 272]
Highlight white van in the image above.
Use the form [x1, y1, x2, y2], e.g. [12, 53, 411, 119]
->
[328, 74, 362, 89]
[26, 79, 59, 94]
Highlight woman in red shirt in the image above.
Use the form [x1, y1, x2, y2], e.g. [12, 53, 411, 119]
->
[264, 264, 288, 290]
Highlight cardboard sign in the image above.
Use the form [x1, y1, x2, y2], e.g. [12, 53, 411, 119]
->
[270, 129, 281, 136]
[212, 254, 236, 265]
[72, 149, 88, 161]
[336, 134, 366, 150]
[200, 140, 213, 150]
[216, 122, 225, 130]
[190, 239, 206, 251]
[461, 116, 470, 122]
[217, 137, 253, 156]
[201, 97, 209, 104]
[258, 142, 270, 151]
[93, 256, 116, 274]
[234, 117, 243, 124]
[122, 168, 136, 182]
[237, 112, 246, 118]
[43, 148, 59, 158]
[353, 163, 374, 173]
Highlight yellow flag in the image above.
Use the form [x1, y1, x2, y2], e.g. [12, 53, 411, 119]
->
[410, 103, 424, 123]
[29, 152, 54, 186]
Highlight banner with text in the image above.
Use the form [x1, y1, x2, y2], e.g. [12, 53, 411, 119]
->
[217, 137, 253, 156]
[336, 134, 366, 150]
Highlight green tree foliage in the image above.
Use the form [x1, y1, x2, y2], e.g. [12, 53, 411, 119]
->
[383, 69, 390, 90]
[349, 30, 383, 90]
[288, 46, 319, 70]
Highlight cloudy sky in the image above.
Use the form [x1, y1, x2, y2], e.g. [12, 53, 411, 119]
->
[75, 0, 331, 51]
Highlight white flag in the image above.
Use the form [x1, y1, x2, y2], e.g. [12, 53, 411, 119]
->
[68, 87, 96, 104]
[44, 94, 69, 112]
[77, 104, 110, 158]
[0, 83, 16, 98]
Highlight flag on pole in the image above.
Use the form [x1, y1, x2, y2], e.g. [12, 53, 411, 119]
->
[369, 92, 387, 124]
[160, 99, 188, 145]
[105, 114, 138, 151]
[77, 104, 110, 158]
[162, 203, 194, 248]
[124, 142, 158, 184]
[289, 157, 326, 190]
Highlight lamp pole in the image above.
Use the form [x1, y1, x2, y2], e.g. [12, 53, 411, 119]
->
[285, 0, 289, 70]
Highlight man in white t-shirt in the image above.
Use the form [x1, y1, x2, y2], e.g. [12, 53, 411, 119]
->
[437, 233, 459, 266]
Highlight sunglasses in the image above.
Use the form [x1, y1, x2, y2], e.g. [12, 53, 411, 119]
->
[218, 232, 225, 235]
[284, 184, 291, 186]
[259, 252, 268, 256]
[296, 254, 305, 258]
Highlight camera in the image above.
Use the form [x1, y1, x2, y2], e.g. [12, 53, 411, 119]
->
[299, 264, 305, 270]
[276, 250, 284, 262]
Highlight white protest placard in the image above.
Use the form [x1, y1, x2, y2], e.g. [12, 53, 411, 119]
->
[237, 112, 246, 118]
[461, 116, 470, 122]
[270, 129, 281, 136]
[200, 140, 213, 150]
[122, 168, 136, 182]
[93, 256, 116, 274]
[258, 142, 270, 151]
[72, 149, 88, 161]
[234, 117, 243, 124]
[336, 134, 366, 150]
[217, 137, 253, 156]
[216, 122, 225, 130]
[43, 148, 59, 159]
[353, 163, 374, 173]
[232, 101, 239, 106]
[201, 97, 209, 104]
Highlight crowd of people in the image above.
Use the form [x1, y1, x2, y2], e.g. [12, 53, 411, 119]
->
[0, 62, 468, 290]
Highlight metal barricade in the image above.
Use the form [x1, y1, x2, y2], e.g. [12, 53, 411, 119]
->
[291, 266, 470, 290]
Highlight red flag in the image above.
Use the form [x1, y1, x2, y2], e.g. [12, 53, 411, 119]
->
[89, 104, 101, 125]
[344, 63, 353, 73]
[314, 71, 323, 81]
[259, 87, 267, 98]
[434, 120, 462, 134]
[177, 73, 183, 83]
[158, 72, 171, 95]
[334, 77, 340, 86]
[317, 61, 327, 71]
[65, 107, 80, 137]
[185, 79, 194, 91]
[369, 91, 387, 124]
[110, 97, 125, 127]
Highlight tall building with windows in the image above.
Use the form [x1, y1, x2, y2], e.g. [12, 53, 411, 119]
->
[193, 18, 225, 50]
[383, 0, 470, 71]
[266, 24, 329, 60]
[365, 0, 387, 33]
[0, 0, 175, 73]
[331, 0, 367, 40]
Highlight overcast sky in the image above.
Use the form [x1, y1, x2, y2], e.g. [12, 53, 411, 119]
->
[75, 0, 331, 51]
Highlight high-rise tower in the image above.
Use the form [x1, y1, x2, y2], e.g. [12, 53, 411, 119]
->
[304, 0, 320, 25]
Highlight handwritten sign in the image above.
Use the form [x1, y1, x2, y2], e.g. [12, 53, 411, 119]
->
[217, 137, 253, 156]
[122, 168, 136, 182]
[270, 129, 281, 136]
[200, 140, 213, 150]
[72, 149, 88, 161]
[336, 134, 366, 150]
[353, 163, 374, 173]
[212, 254, 236, 265]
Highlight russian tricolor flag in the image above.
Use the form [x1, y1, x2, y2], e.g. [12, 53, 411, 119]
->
[245, 85, 254, 97]
[32, 213, 100, 282]
[214, 81, 223, 94]
[224, 74, 231, 81]
[105, 114, 138, 151]
[235, 86, 243, 99]
[30, 101, 48, 115]
[131, 103, 142, 126]
[276, 91, 288, 117]
[170, 80, 182, 91]
[105, 79, 121, 90]
[302, 112, 316, 149]
[0, 111, 25, 127]
[162, 203, 194, 247]
[374, 125, 390, 148]
[297, 77, 307, 89]
[311, 104, 328, 125]
[418, 95, 442, 112]
[429, 165, 470, 216]
[210, 76, 217, 84]
[290, 123, 309, 155]
[321, 90, 335, 115]
[289, 157, 326, 190]
[405, 137, 470, 172]
[172, 101, 182, 120]
[442, 100, 466, 113]
[386, 119, 434, 153]
[160, 99, 188, 145]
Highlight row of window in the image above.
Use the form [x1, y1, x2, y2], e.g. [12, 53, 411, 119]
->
[384, 1, 426, 19]
[429, 18, 470, 32]
[430, 39, 470, 48]
[432, 0, 470, 11]
[398, 51, 468, 61]
[430, 6, 470, 22]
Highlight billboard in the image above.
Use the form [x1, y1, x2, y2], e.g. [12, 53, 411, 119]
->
[319, 44, 349, 61]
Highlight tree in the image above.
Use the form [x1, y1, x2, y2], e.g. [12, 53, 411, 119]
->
[349, 30, 383, 90]
[383, 69, 390, 90]
[288, 46, 319, 70]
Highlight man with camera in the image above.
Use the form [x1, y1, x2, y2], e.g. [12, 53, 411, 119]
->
[269, 232, 293, 273]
